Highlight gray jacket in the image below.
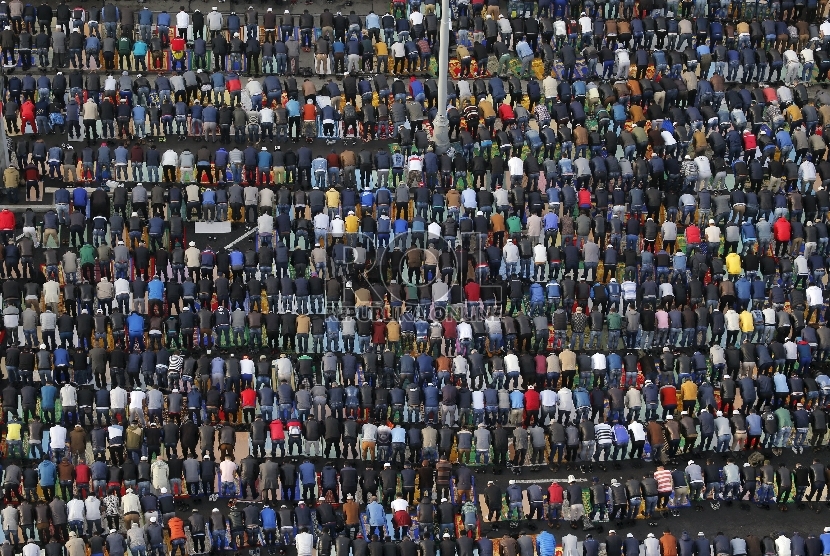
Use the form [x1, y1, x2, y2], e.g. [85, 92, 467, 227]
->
[127, 524, 147, 548]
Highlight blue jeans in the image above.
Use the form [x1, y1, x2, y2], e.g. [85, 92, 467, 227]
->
[212, 530, 227, 550]
[489, 333, 503, 351]
[171, 540, 185, 556]
[627, 498, 642, 519]
[793, 427, 808, 449]
[644, 495, 658, 517]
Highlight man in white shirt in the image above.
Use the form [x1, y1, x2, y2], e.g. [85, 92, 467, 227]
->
[446, 344, 467, 371]
[705, 219, 721, 253]
[457, 320, 473, 354]
[390, 494, 409, 538]
[85, 496, 102, 535]
[257, 209, 275, 240]
[557, 387, 575, 422]
[461, 188, 478, 213]
[129, 388, 147, 426]
[246, 77, 263, 99]
[103, 75, 118, 95]
[661, 129, 677, 152]
[110, 385, 128, 417]
[409, 9, 424, 27]
[621, 280, 638, 312]
[361, 422, 378, 460]
[22, 539, 40, 556]
[259, 105, 275, 138]
[794, 254, 810, 286]
[775, 533, 792, 556]
[427, 220, 442, 244]
[553, 18, 567, 43]
[540, 388, 558, 424]
[295, 529, 314, 556]
[472, 389, 485, 424]
[724, 308, 740, 345]
[219, 456, 238, 497]
[628, 420, 647, 458]
[330, 214, 345, 240]
[50, 424, 68, 460]
[391, 41, 406, 73]
[61, 383, 78, 422]
[543, 75, 558, 104]
[407, 153, 422, 178]
[161, 149, 179, 182]
[799, 157, 817, 192]
[615, 48, 630, 79]
[807, 284, 824, 322]
[783, 49, 800, 85]
[276, 355, 293, 385]
[240, 356, 255, 388]
[67, 497, 86, 535]
[176, 9, 190, 39]
[43, 279, 61, 311]
[591, 352, 607, 382]
[503, 239, 520, 276]
[508, 155, 524, 187]
[206, 7, 223, 36]
[504, 351, 520, 377]
[313, 211, 331, 248]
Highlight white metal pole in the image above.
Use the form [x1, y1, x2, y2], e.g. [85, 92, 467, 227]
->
[0, 64, 10, 172]
[432, 0, 451, 153]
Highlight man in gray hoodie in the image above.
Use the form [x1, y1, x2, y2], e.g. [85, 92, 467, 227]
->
[126, 522, 147, 556]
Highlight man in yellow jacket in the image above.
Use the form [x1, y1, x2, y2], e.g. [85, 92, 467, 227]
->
[725, 251, 743, 279]
[739, 309, 755, 344]
[344, 209, 360, 247]
[679, 377, 698, 415]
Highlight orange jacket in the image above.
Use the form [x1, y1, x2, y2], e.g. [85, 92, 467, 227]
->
[168, 517, 186, 541]
[302, 103, 317, 121]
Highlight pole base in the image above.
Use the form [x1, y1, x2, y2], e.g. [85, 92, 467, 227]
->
[432, 115, 451, 155]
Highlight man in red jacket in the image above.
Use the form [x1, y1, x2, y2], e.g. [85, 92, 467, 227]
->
[742, 129, 757, 162]
[240, 386, 257, 424]
[684, 224, 701, 252]
[24, 162, 40, 201]
[547, 481, 564, 527]
[269, 418, 286, 458]
[171, 35, 187, 72]
[523, 384, 541, 427]
[20, 98, 36, 133]
[659, 384, 678, 419]
[74, 458, 91, 499]
[773, 216, 791, 256]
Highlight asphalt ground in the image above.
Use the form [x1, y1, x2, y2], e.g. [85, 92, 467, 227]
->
[152, 448, 830, 546]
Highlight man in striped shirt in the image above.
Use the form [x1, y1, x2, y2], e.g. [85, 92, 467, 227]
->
[654, 465, 674, 511]
[594, 421, 614, 463]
